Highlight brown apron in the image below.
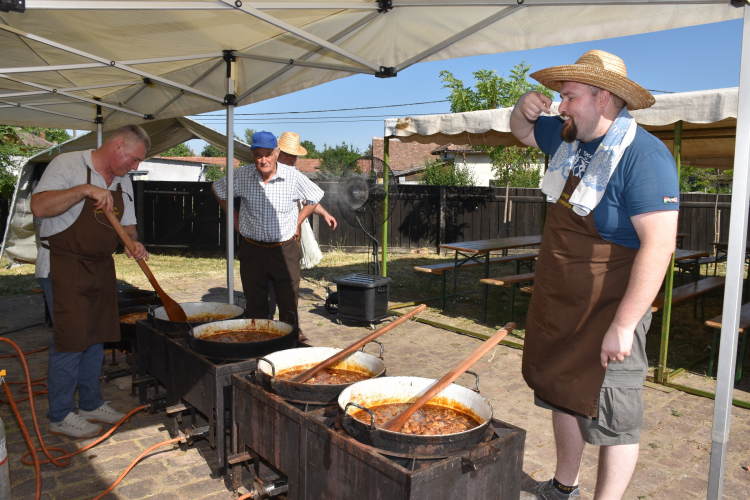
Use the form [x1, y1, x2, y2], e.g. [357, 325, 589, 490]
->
[522, 173, 638, 417]
[42, 168, 125, 353]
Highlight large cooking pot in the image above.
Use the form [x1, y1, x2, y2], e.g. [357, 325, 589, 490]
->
[257, 343, 386, 404]
[188, 318, 298, 360]
[118, 288, 161, 309]
[148, 302, 245, 335]
[338, 376, 492, 456]
[119, 306, 150, 343]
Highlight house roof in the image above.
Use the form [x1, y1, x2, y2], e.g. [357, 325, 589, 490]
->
[13, 130, 54, 150]
[430, 143, 475, 154]
[159, 156, 242, 168]
[294, 158, 321, 172]
[372, 137, 439, 171]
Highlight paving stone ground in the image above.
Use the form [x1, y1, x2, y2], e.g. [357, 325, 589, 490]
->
[1, 274, 749, 499]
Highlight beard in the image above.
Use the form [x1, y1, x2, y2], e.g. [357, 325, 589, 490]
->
[561, 116, 578, 143]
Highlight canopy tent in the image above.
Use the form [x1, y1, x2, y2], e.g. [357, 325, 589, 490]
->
[1, 2, 749, 498]
[385, 87, 739, 169]
[0, 116, 253, 266]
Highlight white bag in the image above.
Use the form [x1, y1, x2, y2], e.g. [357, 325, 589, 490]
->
[299, 218, 323, 269]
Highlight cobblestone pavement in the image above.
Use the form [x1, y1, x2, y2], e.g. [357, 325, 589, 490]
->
[1, 275, 749, 499]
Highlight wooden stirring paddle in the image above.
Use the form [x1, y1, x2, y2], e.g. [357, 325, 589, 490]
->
[105, 211, 187, 322]
[289, 304, 427, 383]
[379, 322, 515, 433]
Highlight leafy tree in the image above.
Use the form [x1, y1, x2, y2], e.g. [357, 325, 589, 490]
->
[0, 125, 56, 200]
[26, 127, 70, 145]
[158, 143, 193, 157]
[243, 128, 255, 145]
[201, 143, 224, 157]
[301, 140, 321, 159]
[203, 165, 226, 182]
[318, 142, 361, 178]
[421, 159, 475, 186]
[680, 166, 732, 194]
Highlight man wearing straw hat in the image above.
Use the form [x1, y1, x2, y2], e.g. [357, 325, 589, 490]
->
[510, 51, 679, 499]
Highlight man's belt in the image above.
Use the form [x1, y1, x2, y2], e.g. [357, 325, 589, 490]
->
[244, 236, 294, 248]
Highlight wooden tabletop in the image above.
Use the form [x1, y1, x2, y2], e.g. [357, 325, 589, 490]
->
[705, 302, 750, 333]
[674, 249, 710, 261]
[712, 242, 750, 252]
[440, 235, 543, 254]
[676, 233, 689, 239]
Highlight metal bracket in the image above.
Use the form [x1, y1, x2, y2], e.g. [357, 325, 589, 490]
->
[223, 94, 237, 106]
[0, 0, 25, 13]
[377, 0, 392, 13]
[731, 0, 749, 6]
[142, 77, 152, 85]
[375, 66, 396, 79]
[144, 114, 155, 120]
[461, 454, 499, 471]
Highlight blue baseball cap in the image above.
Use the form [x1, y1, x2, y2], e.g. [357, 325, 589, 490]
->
[250, 131, 277, 150]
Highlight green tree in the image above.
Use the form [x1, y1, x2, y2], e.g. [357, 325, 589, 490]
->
[158, 143, 193, 157]
[680, 166, 732, 194]
[203, 165, 226, 182]
[301, 140, 321, 159]
[318, 142, 361, 178]
[201, 143, 224, 157]
[0, 125, 55, 200]
[26, 127, 70, 145]
[243, 128, 255, 145]
[421, 159, 475, 186]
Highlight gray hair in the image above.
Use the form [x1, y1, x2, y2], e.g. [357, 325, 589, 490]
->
[586, 84, 626, 110]
[106, 124, 151, 151]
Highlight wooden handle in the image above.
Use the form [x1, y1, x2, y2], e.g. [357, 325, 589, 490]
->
[289, 304, 427, 383]
[379, 322, 515, 433]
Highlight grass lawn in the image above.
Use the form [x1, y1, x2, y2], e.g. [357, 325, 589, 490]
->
[2, 249, 746, 386]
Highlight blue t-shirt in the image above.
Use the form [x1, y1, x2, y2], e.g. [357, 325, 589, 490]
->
[534, 116, 679, 249]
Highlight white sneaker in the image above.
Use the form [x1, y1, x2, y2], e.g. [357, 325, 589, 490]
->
[50, 412, 103, 439]
[78, 401, 127, 424]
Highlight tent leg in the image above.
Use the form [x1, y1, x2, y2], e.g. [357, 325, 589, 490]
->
[96, 102, 103, 147]
[381, 137, 389, 277]
[225, 55, 236, 305]
[707, 5, 750, 499]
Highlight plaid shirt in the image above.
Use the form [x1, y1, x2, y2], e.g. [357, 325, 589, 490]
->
[213, 162, 324, 242]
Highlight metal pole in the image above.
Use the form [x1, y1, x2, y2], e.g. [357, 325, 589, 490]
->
[96, 101, 102, 147]
[541, 154, 549, 232]
[381, 137, 389, 277]
[657, 120, 682, 384]
[707, 5, 750, 498]
[225, 55, 236, 305]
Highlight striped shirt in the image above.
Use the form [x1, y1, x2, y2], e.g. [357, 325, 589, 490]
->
[213, 162, 323, 243]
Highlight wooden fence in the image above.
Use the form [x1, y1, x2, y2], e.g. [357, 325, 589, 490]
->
[128, 181, 738, 253]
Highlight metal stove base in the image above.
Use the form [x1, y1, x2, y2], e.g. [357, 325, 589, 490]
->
[231, 373, 526, 499]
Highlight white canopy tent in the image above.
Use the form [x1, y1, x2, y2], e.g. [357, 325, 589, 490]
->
[0, 116, 254, 266]
[1, 2, 749, 497]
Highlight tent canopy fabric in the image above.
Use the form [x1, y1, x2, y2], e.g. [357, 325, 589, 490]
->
[0, 2, 740, 130]
[1, 116, 252, 265]
[385, 87, 739, 169]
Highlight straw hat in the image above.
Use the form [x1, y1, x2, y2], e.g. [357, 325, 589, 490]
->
[277, 132, 307, 156]
[530, 50, 655, 110]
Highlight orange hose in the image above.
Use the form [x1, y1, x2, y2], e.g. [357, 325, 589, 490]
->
[91, 436, 183, 500]
[237, 493, 253, 500]
[2, 382, 42, 500]
[0, 344, 50, 358]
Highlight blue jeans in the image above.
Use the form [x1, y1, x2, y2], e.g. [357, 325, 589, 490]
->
[38, 277, 105, 423]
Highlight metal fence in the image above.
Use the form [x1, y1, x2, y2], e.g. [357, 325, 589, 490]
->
[128, 181, 738, 253]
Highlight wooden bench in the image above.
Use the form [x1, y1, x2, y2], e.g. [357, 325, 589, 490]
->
[414, 252, 538, 311]
[705, 303, 750, 383]
[652, 277, 725, 322]
[480, 273, 536, 322]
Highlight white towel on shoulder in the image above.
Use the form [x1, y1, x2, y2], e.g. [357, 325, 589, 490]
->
[541, 107, 637, 216]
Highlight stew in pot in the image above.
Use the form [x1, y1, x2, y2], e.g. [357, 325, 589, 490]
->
[120, 312, 148, 324]
[352, 403, 481, 435]
[277, 367, 371, 385]
[200, 329, 282, 343]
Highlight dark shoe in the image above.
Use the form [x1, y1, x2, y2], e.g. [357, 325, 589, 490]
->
[521, 479, 581, 500]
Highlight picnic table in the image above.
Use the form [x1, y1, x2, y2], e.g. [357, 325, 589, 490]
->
[676, 233, 689, 249]
[439, 235, 542, 322]
[674, 248, 711, 282]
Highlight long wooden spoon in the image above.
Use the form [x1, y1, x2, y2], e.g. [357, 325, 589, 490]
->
[289, 304, 427, 383]
[105, 211, 187, 322]
[379, 322, 515, 433]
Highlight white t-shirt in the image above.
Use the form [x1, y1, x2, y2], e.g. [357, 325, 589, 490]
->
[33, 149, 136, 278]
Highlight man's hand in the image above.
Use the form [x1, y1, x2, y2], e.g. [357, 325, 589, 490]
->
[600, 323, 635, 368]
[233, 210, 240, 233]
[88, 185, 114, 213]
[324, 213, 337, 230]
[294, 224, 302, 242]
[125, 241, 149, 261]
[519, 91, 552, 122]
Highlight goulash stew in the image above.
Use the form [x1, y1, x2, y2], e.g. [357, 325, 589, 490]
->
[352, 403, 481, 435]
[276, 367, 371, 385]
[120, 312, 148, 324]
[200, 329, 282, 343]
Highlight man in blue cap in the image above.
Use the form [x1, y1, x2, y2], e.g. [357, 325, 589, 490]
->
[212, 131, 324, 322]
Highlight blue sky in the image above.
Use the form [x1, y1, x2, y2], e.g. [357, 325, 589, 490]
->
[186, 18, 744, 156]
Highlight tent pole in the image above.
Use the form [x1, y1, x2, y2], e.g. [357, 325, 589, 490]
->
[541, 154, 549, 232]
[0, 169, 24, 265]
[381, 137, 389, 277]
[707, 5, 750, 499]
[96, 101, 102, 147]
[656, 120, 682, 384]
[225, 52, 236, 305]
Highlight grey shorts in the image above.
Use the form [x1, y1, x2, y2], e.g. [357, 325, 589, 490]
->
[534, 311, 651, 446]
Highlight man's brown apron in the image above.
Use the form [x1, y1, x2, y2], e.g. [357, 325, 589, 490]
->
[522, 173, 638, 417]
[42, 168, 125, 353]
